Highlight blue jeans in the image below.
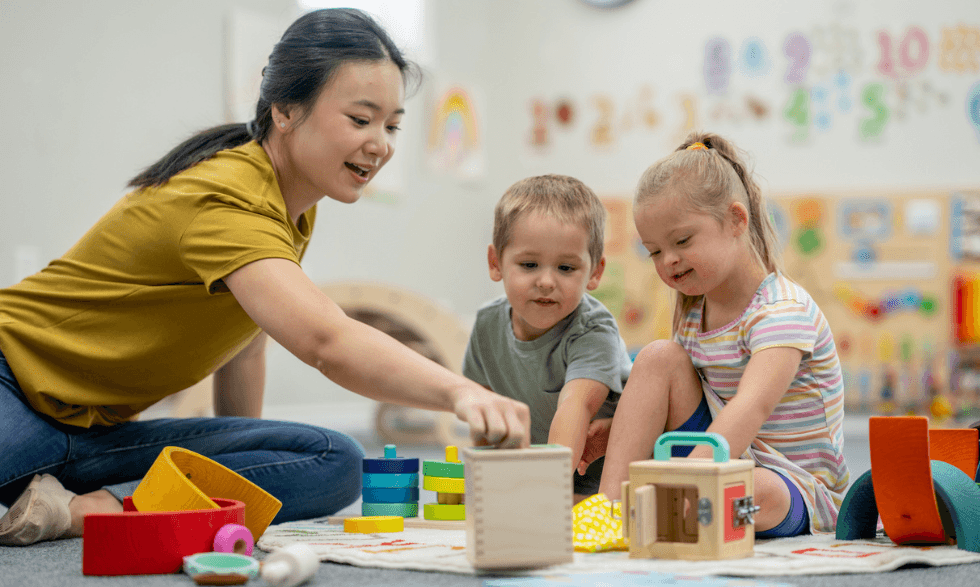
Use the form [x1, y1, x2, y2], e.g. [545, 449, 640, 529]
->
[0, 349, 364, 524]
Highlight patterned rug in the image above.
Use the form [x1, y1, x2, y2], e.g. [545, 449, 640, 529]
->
[257, 519, 980, 576]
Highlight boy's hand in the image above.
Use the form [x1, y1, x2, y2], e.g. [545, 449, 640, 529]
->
[454, 386, 530, 448]
[576, 417, 613, 475]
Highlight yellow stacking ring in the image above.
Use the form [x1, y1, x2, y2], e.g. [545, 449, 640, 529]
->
[343, 515, 405, 533]
[423, 475, 464, 493]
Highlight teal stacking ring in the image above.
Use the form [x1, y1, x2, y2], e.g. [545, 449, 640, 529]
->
[183, 552, 260, 581]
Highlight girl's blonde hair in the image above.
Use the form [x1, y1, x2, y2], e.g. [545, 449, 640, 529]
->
[634, 132, 781, 334]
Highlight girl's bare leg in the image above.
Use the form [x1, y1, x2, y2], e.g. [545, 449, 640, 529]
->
[752, 467, 791, 531]
[597, 340, 704, 500]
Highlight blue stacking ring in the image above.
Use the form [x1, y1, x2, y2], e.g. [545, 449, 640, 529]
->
[362, 472, 419, 488]
[361, 486, 419, 504]
[362, 457, 420, 474]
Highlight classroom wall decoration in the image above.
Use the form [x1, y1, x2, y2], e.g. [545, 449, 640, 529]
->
[593, 190, 980, 423]
[522, 17, 980, 153]
[427, 86, 486, 180]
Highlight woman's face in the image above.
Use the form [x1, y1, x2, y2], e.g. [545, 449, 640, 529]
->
[276, 60, 405, 205]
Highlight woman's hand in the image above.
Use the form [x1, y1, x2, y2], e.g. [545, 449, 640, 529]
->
[576, 417, 613, 475]
[453, 386, 530, 448]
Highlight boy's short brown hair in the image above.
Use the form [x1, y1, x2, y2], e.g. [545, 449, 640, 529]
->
[492, 175, 606, 266]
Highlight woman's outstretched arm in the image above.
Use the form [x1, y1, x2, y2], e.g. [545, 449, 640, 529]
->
[224, 257, 530, 447]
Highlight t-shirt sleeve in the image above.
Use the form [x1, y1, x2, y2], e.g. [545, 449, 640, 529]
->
[745, 300, 817, 356]
[564, 317, 629, 394]
[180, 195, 302, 294]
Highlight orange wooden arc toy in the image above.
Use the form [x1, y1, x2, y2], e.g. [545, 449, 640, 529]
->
[837, 416, 980, 551]
[928, 428, 979, 479]
[83, 497, 245, 576]
[869, 416, 949, 543]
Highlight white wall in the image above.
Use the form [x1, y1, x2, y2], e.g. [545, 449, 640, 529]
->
[2, 0, 979, 412]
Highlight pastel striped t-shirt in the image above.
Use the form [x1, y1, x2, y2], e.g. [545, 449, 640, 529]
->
[675, 272, 850, 533]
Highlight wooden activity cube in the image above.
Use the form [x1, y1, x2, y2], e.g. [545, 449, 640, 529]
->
[622, 432, 756, 561]
[462, 444, 573, 569]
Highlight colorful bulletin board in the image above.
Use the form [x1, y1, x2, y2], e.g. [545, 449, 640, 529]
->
[593, 190, 980, 423]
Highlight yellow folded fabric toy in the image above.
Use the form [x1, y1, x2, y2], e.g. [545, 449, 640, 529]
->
[572, 493, 629, 552]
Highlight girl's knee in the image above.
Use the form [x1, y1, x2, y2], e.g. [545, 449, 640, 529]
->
[633, 340, 691, 372]
[753, 468, 791, 516]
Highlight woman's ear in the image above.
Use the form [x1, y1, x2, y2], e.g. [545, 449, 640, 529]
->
[730, 202, 750, 237]
[271, 104, 294, 131]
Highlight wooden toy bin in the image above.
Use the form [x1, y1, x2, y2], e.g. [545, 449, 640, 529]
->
[462, 444, 573, 569]
[620, 432, 757, 561]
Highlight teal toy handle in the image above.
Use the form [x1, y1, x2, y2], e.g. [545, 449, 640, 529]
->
[653, 431, 730, 462]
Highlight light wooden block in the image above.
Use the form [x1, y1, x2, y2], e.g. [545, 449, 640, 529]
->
[623, 457, 755, 560]
[462, 445, 573, 569]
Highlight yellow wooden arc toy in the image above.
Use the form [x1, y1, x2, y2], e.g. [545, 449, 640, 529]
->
[423, 475, 464, 493]
[344, 515, 405, 533]
[132, 446, 282, 539]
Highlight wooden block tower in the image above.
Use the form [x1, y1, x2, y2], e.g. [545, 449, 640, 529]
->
[361, 444, 420, 518]
[621, 432, 757, 561]
[423, 445, 465, 520]
[462, 444, 573, 569]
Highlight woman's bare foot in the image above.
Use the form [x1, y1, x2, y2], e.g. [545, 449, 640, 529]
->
[68, 489, 124, 537]
[0, 475, 74, 545]
[0, 476, 123, 545]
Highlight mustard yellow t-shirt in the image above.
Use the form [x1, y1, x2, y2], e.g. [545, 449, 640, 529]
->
[0, 140, 315, 427]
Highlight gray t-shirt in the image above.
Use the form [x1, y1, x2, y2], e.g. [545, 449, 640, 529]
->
[462, 294, 632, 445]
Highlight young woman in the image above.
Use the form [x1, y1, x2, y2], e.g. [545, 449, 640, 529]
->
[0, 8, 529, 546]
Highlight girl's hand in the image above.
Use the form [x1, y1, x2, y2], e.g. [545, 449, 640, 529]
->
[453, 386, 530, 448]
[577, 417, 613, 475]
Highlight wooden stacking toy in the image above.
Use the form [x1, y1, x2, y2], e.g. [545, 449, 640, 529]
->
[423, 445, 465, 520]
[361, 444, 420, 517]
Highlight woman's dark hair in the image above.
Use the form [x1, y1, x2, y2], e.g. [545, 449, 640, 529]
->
[129, 8, 421, 189]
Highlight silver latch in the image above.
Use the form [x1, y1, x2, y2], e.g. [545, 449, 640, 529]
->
[697, 497, 712, 526]
[732, 496, 760, 528]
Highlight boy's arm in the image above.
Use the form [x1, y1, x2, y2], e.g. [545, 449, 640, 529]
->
[688, 346, 803, 459]
[549, 378, 610, 470]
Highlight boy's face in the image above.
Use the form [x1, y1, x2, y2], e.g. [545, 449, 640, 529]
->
[488, 211, 605, 341]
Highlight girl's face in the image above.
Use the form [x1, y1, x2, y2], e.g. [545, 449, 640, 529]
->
[275, 60, 405, 206]
[634, 195, 745, 298]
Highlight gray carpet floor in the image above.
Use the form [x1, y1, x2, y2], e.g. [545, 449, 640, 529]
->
[3, 414, 979, 587]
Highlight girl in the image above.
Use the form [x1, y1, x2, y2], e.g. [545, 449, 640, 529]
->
[0, 8, 529, 546]
[587, 132, 849, 536]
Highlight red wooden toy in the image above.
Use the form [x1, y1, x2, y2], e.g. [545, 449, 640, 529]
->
[82, 497, 245, 576]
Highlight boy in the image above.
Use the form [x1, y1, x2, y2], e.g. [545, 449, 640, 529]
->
[463, 175, 632, 501]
